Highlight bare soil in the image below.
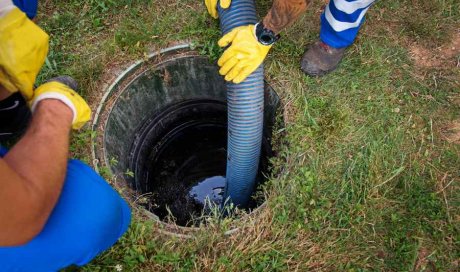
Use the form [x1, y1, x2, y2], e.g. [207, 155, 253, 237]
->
[442, 119, 460, 144]
[409, 30, 460, 69]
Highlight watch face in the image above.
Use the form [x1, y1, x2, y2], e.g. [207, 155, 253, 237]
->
[256, 22, 279, 46]
[260, 33, 275, 45]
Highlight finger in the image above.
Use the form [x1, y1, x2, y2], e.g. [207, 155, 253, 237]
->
[227, 60, 251, 79]
[229, 59, 251, 72]
[225, 62, 246, 82]
[211, 8, 218, 19]
[233, 65, 257, 84]
[217, 47, 237, 66]
[220, 0, 231, 9]
[219, 57, 238, 76]
[0, 71, 18, 94]
[218, 29, 238, 48]
[205, 0, 218, 18]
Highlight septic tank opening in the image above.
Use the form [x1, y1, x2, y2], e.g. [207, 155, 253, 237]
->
[92, 45, 281, 228]
[131, 99, 275, 226]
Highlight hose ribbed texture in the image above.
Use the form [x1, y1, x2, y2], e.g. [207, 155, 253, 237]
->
[218, 0, 264, 207]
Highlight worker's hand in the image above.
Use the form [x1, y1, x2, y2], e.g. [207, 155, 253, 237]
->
[218, 24, 271, 84]
[205, 0, 231, 19]
[0, 7, 49, 100]
[29, 78, 91, 130]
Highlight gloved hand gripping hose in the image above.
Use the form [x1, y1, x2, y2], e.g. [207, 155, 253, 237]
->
[218, 0, 264, 207]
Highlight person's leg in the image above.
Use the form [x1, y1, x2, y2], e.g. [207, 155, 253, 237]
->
[320, 0, 376, 48]
[301, 0, 377, 76]
[0, 158, 131, 272]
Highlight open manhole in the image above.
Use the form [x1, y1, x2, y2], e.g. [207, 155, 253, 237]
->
[92, 44, 281, 229]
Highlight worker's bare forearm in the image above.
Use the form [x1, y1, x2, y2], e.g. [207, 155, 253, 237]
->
[263, 0, 309, 34]
[0, 99, 72, 245]
[5, 99, 72, 206]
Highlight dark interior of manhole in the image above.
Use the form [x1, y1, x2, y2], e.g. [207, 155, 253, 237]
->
[103, 54, 280, 227]
[130, 97, 277, 227]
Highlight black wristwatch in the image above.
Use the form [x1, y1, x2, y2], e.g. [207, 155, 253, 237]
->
[255, 22, 280, 46]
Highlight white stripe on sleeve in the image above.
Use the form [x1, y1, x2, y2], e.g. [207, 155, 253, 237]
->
[332, 0, 375, 14]
[325, 4, 369, 32]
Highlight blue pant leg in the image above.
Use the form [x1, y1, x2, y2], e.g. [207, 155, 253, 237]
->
[12, 0, 38, 19]
[0, 160, 131, 272]
[320, 0, 377, 48]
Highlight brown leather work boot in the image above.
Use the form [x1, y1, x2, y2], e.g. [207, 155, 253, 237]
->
[300, 41, 346, 76]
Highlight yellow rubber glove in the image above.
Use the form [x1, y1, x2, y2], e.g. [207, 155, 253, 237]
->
[0, 7, 49, 100]
[217, 24, 271, 84]
[205, 0, 231, 19]
[29, 81, 91, 130]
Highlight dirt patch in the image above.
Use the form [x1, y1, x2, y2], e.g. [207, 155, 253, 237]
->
[413, 247, 431, 272]
[448, 93, 460, 107]
[283, 98, 299, 125]
[442, 119, 460, 144]
[409, 30, 460, 68]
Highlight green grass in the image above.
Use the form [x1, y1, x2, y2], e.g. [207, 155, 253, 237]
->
[35, 0, 460, 271]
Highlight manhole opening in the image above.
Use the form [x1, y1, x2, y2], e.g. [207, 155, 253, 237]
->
[95, 45, 281, 228]
[130, 99, 276, 227]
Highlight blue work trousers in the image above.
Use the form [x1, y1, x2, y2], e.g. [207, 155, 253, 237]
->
[0, 148, 131, 272]
[320, 0, 377, 48]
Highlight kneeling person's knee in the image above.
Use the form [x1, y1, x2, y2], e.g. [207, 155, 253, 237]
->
[0, 160, 131, 271]
[58, 160, 132, 265]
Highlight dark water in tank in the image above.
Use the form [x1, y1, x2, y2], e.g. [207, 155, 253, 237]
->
[134, 100, 271, 227]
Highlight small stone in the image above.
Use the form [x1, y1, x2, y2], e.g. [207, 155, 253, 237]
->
[393, 107, 400, 113]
